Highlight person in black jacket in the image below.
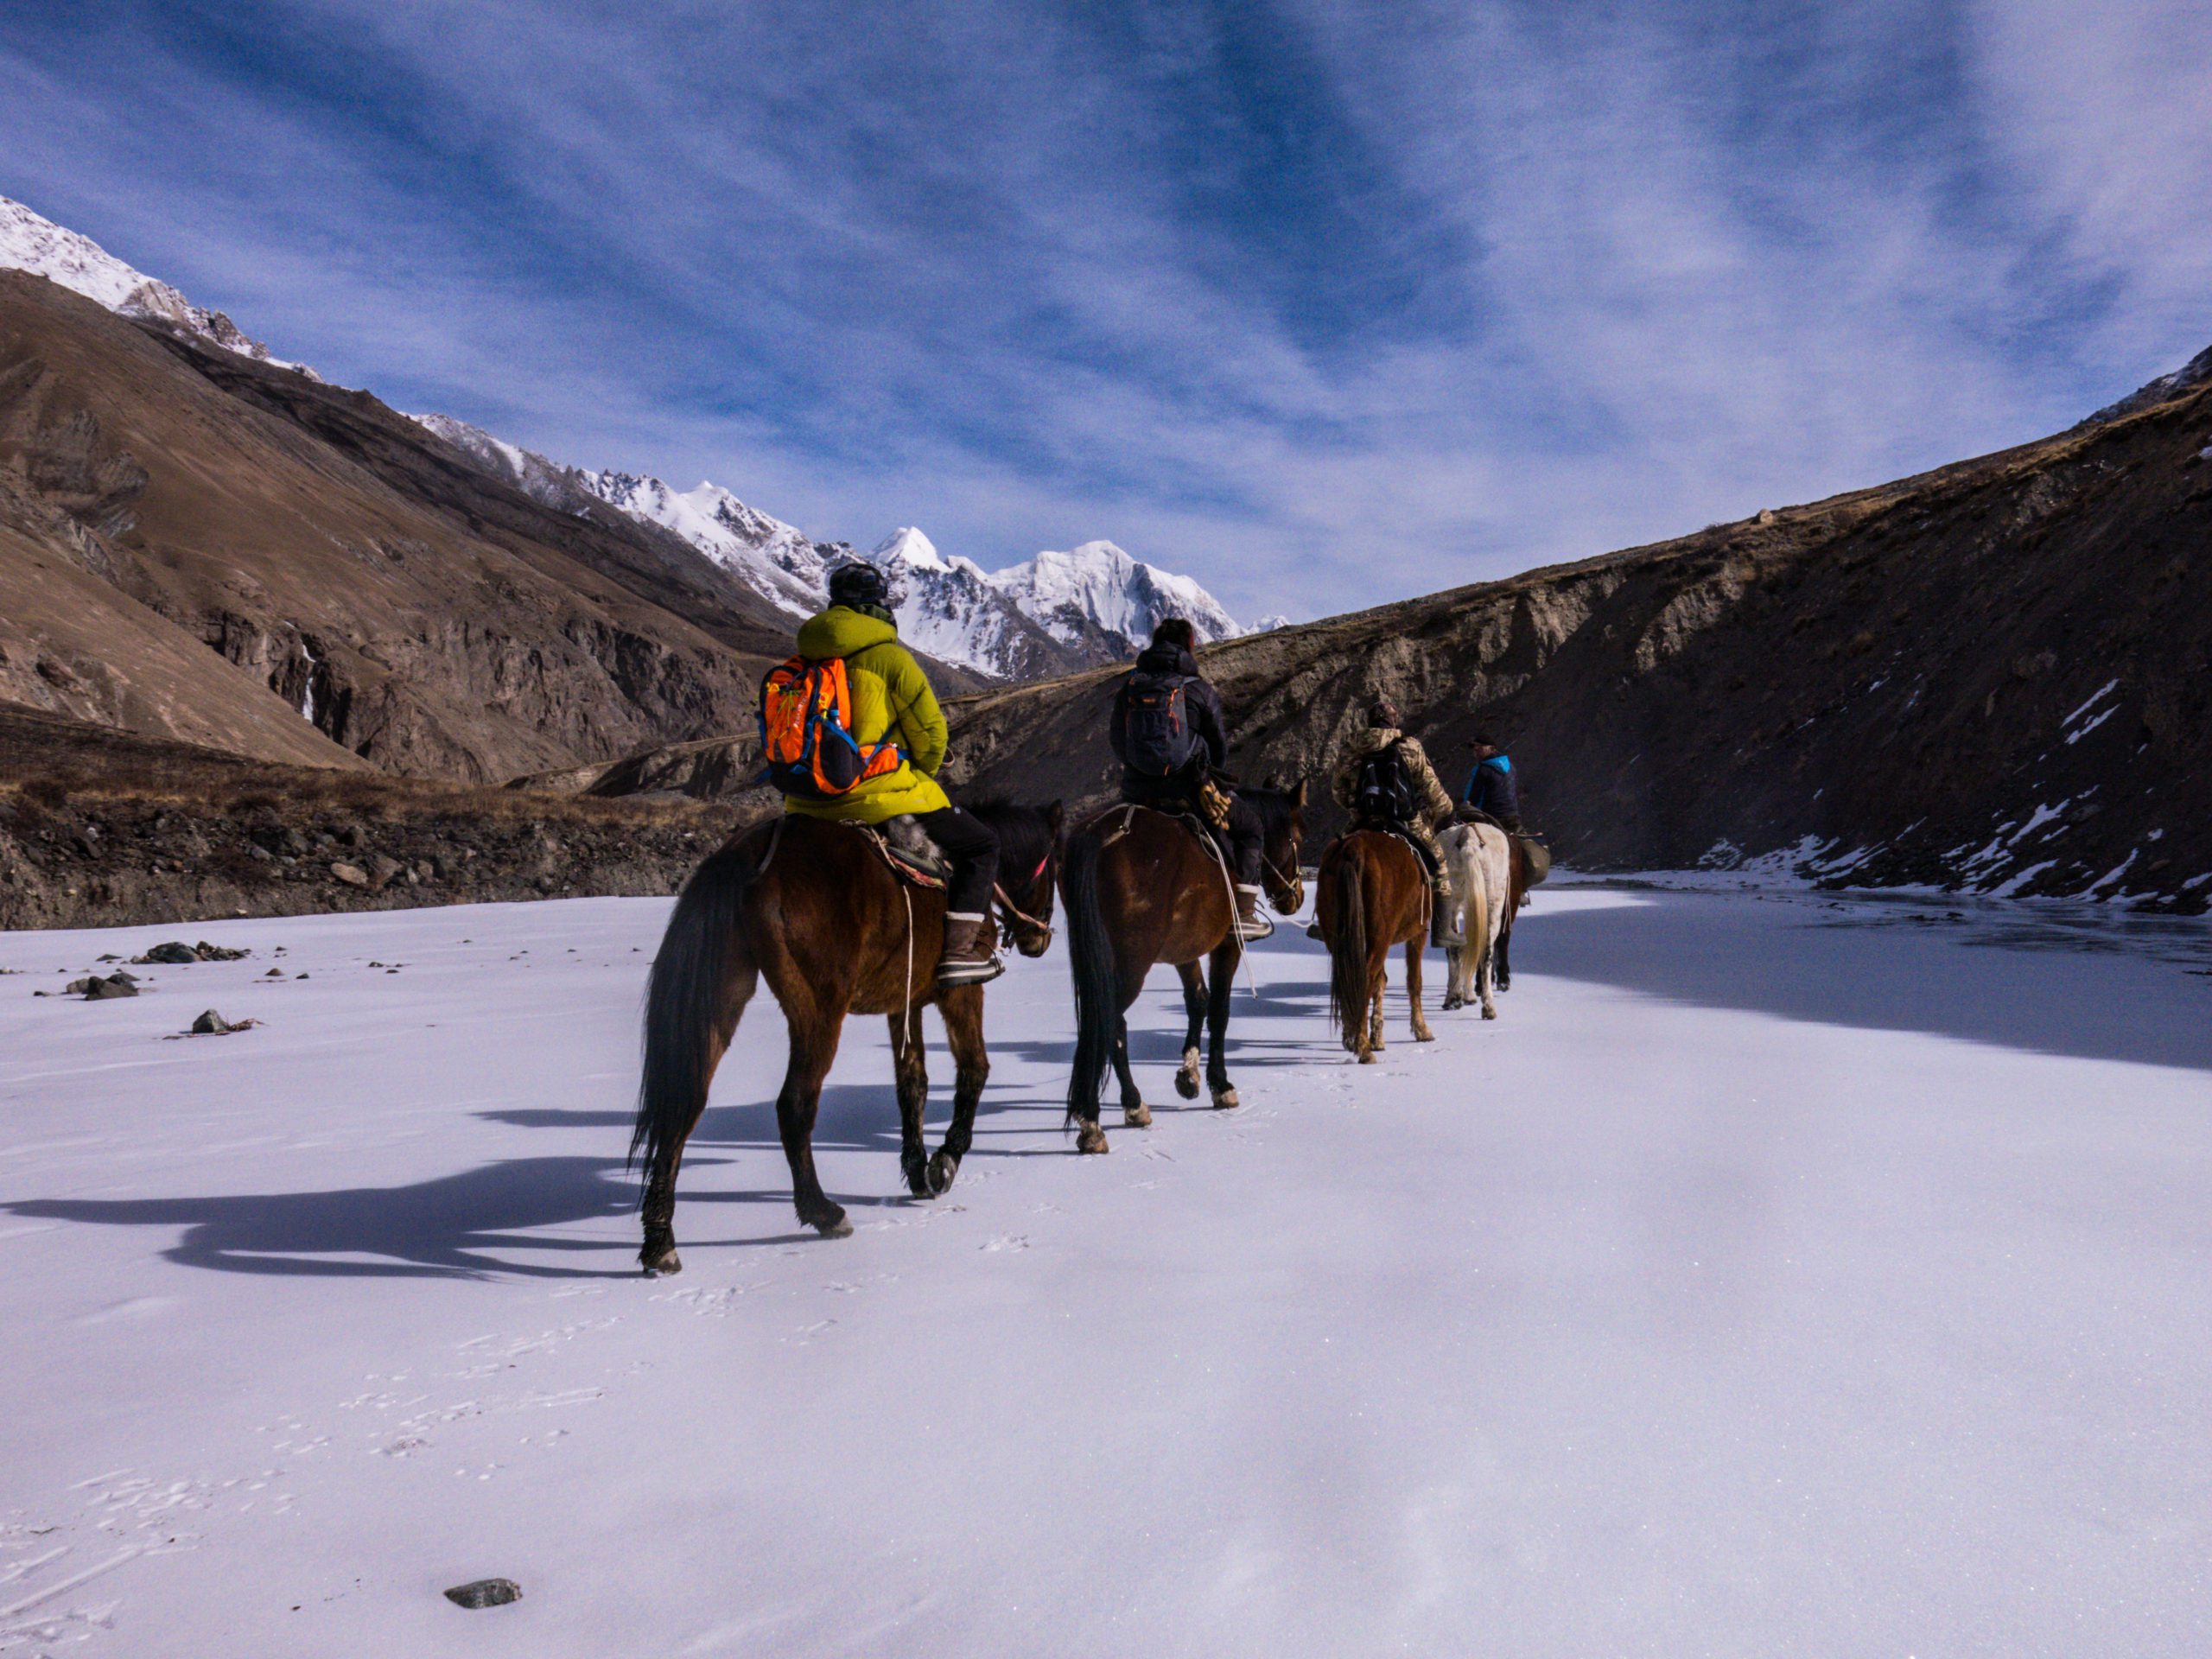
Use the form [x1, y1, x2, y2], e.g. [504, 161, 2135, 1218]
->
[1461, 733, 1522, 832]
[1109, 619, 1273, 940]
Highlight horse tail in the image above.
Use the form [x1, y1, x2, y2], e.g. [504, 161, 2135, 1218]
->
[1463, 832, 1496, 992]
[1326, 842, 1370, 1052]
[1062, 827, 1116, 1125]
[632, 840, 760, 1188]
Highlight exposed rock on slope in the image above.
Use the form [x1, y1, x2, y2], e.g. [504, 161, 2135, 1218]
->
[0, 270, 800, 783]
[940, 369, 2212, 910]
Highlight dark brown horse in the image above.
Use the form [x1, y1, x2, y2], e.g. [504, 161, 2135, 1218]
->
[630, 799, 1062, 1271]
[1317, 829, 1434, 1063]
[1059, 785, 1306, 1151]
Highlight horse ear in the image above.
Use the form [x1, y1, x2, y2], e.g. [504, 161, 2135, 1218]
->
[1294, 777, 1308, 807]
[1047, 799, 1065, 834]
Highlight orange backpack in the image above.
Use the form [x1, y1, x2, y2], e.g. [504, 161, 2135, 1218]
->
[758, 655, 905, 799]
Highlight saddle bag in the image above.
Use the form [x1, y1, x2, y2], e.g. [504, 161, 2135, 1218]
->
[759, 656, 904, 799]
[1516, 836, 1551, 887]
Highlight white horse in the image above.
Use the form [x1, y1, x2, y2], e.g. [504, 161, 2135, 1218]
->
[1440, 820, 1511, 1019]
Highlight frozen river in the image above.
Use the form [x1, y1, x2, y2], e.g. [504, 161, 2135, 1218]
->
[3, 880, 2208, 1656]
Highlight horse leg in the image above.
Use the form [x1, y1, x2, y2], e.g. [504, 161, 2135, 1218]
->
[1442, 944, 1465, 1011]
[1363, 954, 1386, 1061]
[777, 1005, 853, 1237]
[1479, 938, 1497, 1020]
[1173, 960, 1206, 1101]
[1407, 938, 1434, 1043]
[1115, 1012, 1150, 1128]
[1205, 939, 1240, 1109]
[890, 1007, 931, 1198]
[929, 985, 988, 1194]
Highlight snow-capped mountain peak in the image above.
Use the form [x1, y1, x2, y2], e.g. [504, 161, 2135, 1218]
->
[582, 471, 831, 617]
[1, 193, 313, 376]
[870, 526, 951, 572]
[991, 539, 1243, 658]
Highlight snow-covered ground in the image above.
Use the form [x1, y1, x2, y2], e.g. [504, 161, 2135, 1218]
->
[3, 883, 2209, 1656]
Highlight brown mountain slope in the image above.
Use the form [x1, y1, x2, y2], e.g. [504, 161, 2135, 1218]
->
[0, 270, 800, 782]
[938, 374, 2210, 910]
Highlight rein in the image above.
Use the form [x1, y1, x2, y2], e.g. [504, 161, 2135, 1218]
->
[1259, 849, 1305, 913]
[992, 847, 1057, 947]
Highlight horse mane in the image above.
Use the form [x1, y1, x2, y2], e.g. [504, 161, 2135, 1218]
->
[966, 798, 1060, 880]
[1239, 784, 1306, 841]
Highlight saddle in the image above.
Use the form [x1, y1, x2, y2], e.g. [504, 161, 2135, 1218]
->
[855, 816, 950, 889]
[1095, 801, 1226, 863]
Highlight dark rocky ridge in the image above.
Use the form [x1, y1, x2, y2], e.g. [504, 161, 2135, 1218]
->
[927, 370, 2209, 911]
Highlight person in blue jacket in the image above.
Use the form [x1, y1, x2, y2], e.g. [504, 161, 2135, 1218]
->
[1462, 734, 1522, 832]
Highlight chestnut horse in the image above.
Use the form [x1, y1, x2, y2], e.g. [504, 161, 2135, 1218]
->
[1317, 829, 1434, 1062]
[630, 800, 1062, 1271]
[1059, 785, 1307, 1152]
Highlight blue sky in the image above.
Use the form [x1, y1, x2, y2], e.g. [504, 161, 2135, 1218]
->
[4, 1, 2209, 622]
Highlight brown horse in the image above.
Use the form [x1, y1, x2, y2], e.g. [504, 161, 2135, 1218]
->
[1317, 829, 1434, 1062]
[1059, 785, 1307, 1151]
[630, 799, 1062, 1271]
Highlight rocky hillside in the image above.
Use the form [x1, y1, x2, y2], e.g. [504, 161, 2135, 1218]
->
[0, 702, 760, 932]
[0, 269, 810, 783]
[936, 365, 2211, 911]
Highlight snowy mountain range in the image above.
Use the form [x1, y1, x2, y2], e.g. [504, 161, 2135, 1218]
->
[1, 194, 313, 376]
[410, 412, 1251, 678]
[1, 191, 1253, 681]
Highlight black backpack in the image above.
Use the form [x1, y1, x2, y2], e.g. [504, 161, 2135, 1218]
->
[1121, 670, 1200, 776]
[1353, 741, 1415, 823]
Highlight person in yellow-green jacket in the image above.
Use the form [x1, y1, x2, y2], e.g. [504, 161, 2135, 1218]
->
[784, 561, 1003, 985]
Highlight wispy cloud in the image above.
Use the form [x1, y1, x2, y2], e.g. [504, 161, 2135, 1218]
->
[3, 0, 2206, 621]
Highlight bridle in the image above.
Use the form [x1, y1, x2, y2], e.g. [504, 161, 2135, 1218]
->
[1260, 846, 1305, 914]
[993, 845, 1056, 950]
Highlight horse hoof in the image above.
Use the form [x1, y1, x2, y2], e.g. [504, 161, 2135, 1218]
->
[1357, 1052, 1376, 1065]
[805, 1208, 854, 1238]
[640, 1240, 682, 1276]
[1124, 1103, 1153, 1128]
[903, 1158, 931, 1199]
[1482, 1006, 1497, 1020]
[1211, 1087, 1239, 1111]
[1075, 1121, 1110, 1155]
[1414, 1030, 1435, 1044]
[1173, 1068, 1199, 1101]
[927, 1151, 960, 1194]
[1441, 994, 1464, 1012]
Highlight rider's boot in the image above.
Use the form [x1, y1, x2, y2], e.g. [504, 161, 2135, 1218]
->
[1431, 886, 1460, 948]
[937, 912, 1005, 986]
[1234, 884, 1275, 943]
